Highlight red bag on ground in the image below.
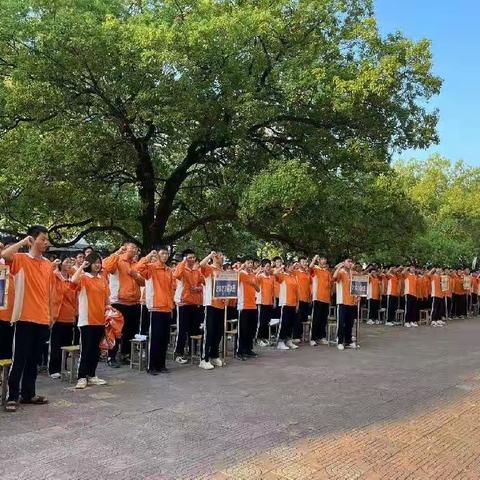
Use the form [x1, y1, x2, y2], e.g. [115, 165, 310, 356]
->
[99, 307, 124, 350]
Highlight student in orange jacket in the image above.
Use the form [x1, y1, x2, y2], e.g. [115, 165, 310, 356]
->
[293, 257, 311, 343]
[199, 250, 227, 370]
[255, 259, 275, 347]
[428, 267, 445, 326]
[366, 267, 381, 324]
[48, 255, 78, 378]
[0, 241, 15, 361]
[135, 248, 175, 375]
[237, 256, 260, 360]
[103, 242, 144, 367]
[403, 266, 419, 328]
[310, 255, 332, 345]
[274, 261, 300, 350]
[333, 259, 358, 351]
[71, 253, 110, 389]
[173, 249, 204, 364]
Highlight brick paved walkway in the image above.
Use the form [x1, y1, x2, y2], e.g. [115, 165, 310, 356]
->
[2, 318, 480, 479]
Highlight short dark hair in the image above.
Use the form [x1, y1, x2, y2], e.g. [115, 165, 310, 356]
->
[182, 249, 195, 257]
[27, 225, 48, 239]
[84, 252, 102, 274]
[243, 255, 254, 262]
[82, 246, 93, 254]
[298, 256, 307, 261]
[156, 245, 169, 252]
[261, 258, 271, 267]
[272, 256, 283, 262]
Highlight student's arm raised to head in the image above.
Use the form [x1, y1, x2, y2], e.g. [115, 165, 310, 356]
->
[199, 251, 216, 268]
[0, 236, 33, 262]
[309, 255, 319, 270]
[332, 262, 344, 281]
[71, 261, 89, 284]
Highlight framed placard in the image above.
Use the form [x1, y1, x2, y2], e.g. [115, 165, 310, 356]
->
[350, 274, 369, 297]
[463, 275, 472, 290]
[0, 265, 10, 311]
[213, 271, 239, 299]
[441, 275, 449, 292]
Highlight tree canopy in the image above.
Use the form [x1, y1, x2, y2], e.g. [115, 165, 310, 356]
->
[0, 0, 441, 254]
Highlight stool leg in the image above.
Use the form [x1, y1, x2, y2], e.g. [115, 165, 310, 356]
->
[1, 366, 8, 405]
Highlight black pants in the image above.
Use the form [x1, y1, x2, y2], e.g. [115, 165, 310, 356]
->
[293, 301, 309, 339]
[227, 306, 238, 320]
[453, 294, 466, 317]
[237, 308, 257, 354]
[140, 305, 150, 335]
[312, 301, 329, 340]
[405, 295, 417, 323]
[387, 296, 399, 322]
[338, 304, 356, 345]
[78, 325, 104, 379]
[175, 304, 202, 357]
[257, 305, 273, 340]
[278, 306, 296, 341]
[446, 296, 452, 318]
[108, 303, 141, 360]
[368, 299, 380, 322]
[203, 306, 224, 361]
[431, 297, 445, 321]
[8, 321, 49, 402]
[148, 311, 171, 370]
[0, 321, 13, 359]
[48, 322, 75, 375]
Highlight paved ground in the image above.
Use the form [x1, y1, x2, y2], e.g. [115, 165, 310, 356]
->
[3, 319, 480, 480]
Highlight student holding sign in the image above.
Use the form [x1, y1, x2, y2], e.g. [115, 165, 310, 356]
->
[237, 257, 260, 360]
[333, 259, 358, 351]
[199, 251, 226, 370]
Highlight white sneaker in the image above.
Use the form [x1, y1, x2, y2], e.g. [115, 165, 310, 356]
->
[366, 320, 374, 325]
[318, 338, 329, 345]
[437, 320, 445, 325]
[199, 360, 214, 370]
[404, 322, 411, 328]
[75, 378, 87, 389]
[277, 341, 290, 350]
[346, 342, 357, 349]
[88, 376, 107, 386]
[337, 344, 344, 351]
[175, 356, 188, 364]
[385, 322, 394, 326]
[210, 358, 223, 367]
[292, 338, 301, 344]
[50, 373, 61, 379]
[431, 321, 438, 327]
[309, 340, 318, 346]
[411, 322, 418, 327]
[286, 340, 299, 349]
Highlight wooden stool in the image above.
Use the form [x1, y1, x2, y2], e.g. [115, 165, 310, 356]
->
[130, 338, 149, 371]
[327, 321, 337, 346]
[361, 307, 369, 322]
[168, 325, 177, 360]
[61, 345, 80, 383]
[224, 329, 238, 358]
[0, 359, 12, 406]
[395, 309, 405, 326]
[378, 308, 387, 324]
[419, 309, 431, 326]
[301, 321, 311, 343]
[268, 318, 280, 344]
[189, 334, 203, 364]
[329, 306, 336, 319]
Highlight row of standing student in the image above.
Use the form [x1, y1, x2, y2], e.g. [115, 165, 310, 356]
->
[1, 228, 478, 410]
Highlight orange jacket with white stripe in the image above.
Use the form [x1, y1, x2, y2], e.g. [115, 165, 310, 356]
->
[103, 253, 142, 305]
[201, 264, 226, 310]
[134, 259, 175, 313]
[311, 267, 332, 303]
[51, 270, 77, 323]
[294, 270, 311, 303]
[238, 271, 258, 310]
[77, 273, 110, 327]
[0, 259, 14, 323]
[173, 261, 204, 306]
[275, 272, 299, 307]
[256, 273, 275, 306]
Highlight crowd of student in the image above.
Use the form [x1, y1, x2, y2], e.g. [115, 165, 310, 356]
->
[0, 225, 477, 413]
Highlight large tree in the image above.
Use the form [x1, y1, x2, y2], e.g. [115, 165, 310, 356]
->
[0, 0, 441, 250]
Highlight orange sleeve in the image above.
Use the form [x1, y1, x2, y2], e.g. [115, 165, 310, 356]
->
[103, 254, 120, 274]
[9, 253, 24, 276]
[173, 261, 186, 280]
[134, 257, 151, 279]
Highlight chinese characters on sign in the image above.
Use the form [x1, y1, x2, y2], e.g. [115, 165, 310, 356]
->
[0, 265, 9, 310]
[213, 271, 239, 299]
[350, 274, 369, 297]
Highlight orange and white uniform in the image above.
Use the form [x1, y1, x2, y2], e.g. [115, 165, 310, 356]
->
[387, 273, 400, 297]
[103, 253, 141, 305]
[256, 273, 275, 306]
[0, 259, 14, 323]
[201, 264, 226, 310]
[77, 273, 110, 326]
[335, 270, 357, 306]
[275, 272, 299, 307]
[367, 276, 381, 300]
[311, 267, 332, 304]
[173, 261, 204, 306]
[404, 273, 418, 298]
[51, 271, 77, 322]
[9, 253, 53, 325]
[294, 269, 311, 304]
[135, 259, 175, 313]
[430, 274, 444, 298]
[238, 271, 258, 310]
